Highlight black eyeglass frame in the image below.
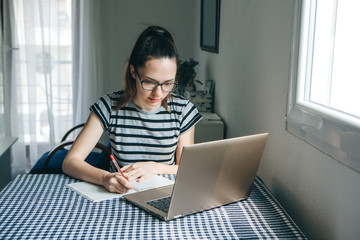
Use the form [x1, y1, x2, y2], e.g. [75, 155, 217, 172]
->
[134, 69, 177, 92]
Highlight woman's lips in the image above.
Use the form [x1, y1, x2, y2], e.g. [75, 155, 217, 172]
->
[149, 98, 160, 103]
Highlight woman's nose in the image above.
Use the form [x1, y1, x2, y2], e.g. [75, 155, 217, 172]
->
[152, 84, 163, 94]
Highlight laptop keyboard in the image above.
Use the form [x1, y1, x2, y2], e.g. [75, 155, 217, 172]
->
[146, 196, 171, 213]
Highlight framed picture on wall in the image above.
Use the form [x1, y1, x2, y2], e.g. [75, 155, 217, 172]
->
[200, 0, 221, 53]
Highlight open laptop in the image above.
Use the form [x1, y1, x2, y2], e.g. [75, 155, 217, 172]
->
[124, 132, 269, 221]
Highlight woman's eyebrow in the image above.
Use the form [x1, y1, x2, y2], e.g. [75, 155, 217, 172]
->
[144, 75, 175, 83]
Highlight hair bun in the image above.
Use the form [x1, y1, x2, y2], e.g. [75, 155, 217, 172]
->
[154, 29, 165, 36]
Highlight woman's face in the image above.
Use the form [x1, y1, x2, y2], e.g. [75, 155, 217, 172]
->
[131, 58, 177, 112]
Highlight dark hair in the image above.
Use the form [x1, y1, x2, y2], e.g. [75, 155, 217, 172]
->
[116, 25, 179, 110]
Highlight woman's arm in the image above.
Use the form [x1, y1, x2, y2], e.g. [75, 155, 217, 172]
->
[175, 126, 195, 164]
[62, 111, 132, 193]
[122, 127, 195, 182]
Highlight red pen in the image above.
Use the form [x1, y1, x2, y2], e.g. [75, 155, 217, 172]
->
[110, 154, 128, 180]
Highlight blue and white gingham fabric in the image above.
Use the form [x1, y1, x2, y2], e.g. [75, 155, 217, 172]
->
[0, 174, 306, 239]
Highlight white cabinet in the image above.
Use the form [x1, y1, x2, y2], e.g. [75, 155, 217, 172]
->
[0, 137, 17, 190]
[195, 113, 224, 143]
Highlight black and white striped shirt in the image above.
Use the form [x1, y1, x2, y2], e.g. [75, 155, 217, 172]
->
[90, 91, 202, 171]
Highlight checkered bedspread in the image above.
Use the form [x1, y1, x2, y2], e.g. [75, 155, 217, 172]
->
[0, 174, 306, 239]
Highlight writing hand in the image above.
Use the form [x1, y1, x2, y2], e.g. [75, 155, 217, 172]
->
[121, 161, 160, 183]
[102, 172, 132, 193]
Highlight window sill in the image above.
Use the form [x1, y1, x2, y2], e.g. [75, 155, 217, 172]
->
[286, 103, 360, 173]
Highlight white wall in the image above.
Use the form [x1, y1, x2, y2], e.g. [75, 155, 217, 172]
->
[198, 1, 360, 239]
[100, 0, 360, 239]
[100, 0, 200, 94]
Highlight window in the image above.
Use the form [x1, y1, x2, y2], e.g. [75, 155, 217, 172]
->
[13, 0, 73, 143]
[2, 0, 74, 173]
[287, 0, 360, 172]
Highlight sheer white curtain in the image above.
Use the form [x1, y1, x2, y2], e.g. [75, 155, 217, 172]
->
[72, 0, 105, 125]
[2, 0, 104, 176]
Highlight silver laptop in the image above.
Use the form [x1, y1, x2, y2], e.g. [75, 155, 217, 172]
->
[124, 132, 269, 221]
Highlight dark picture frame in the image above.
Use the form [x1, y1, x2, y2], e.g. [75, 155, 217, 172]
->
[200, 0, 221, 53]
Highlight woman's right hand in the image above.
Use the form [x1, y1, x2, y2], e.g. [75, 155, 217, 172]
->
[102, 172, 133, 193]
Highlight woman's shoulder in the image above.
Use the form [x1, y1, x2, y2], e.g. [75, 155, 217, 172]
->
[94, 90, 124, 111]
[169, 93, 190, 104]
[98, 90, 124, 104]
[102, 90, 124, 99]
[168, 93, 195, 112]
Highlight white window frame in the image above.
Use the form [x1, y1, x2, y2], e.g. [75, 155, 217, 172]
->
[287, 0, 360, 173]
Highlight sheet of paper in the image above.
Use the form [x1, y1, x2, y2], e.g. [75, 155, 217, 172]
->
[66, 175, 174, 202]
[131, 175, 174, 191]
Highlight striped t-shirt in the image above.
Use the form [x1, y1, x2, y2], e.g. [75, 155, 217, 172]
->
[90, 90, 202, 172]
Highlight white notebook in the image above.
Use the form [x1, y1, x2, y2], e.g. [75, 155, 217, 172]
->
[66, 175, 174, 202]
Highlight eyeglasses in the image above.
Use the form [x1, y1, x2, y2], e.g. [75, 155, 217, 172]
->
[135, 69, 177, 92]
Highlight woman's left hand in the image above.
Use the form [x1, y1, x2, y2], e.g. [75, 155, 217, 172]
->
[121, 162, 160, 182]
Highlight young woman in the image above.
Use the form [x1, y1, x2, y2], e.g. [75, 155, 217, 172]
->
[62, 25, 202, 193]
